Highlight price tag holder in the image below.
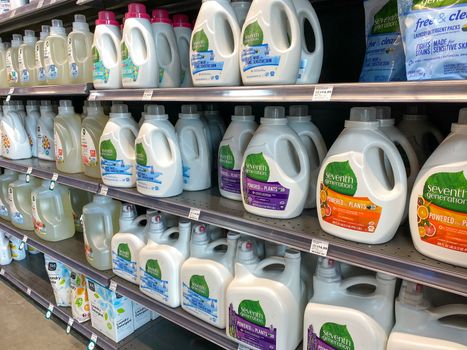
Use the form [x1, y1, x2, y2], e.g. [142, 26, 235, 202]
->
[312, 86, 333, 102]
[5, 87, 14, 102]
[87, 333, 98, 350]
[88, 92, 97, 101]
[0, 268, 5, 276]
[26, 287, 31, 296]
[188, 208, 201, 221]
[36, 0, 44, 8]
[19, 236, 28, 250]
[26, 167, 33, 183]
[99, 185, 108, 196]
[142, 89, 153, 101]
[49, 173, 58, 190]
[66, 317, 74, 334]
[8, 9, 16, 18]
[109, 280, 117, 292]
[310, 239, 329, 257]
[45, 304, 54, 319]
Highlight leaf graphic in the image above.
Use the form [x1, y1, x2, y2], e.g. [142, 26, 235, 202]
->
[320, 322, 355, 350]
[100, 139, 117, 161]
[243, 153, 270, 182]
[243, 21, 264, 46]
[219, 145, 235, 170]
[423, 171, 467, 213]
[191, 29, 209, 52]
[104, 312, 108, 320]
[145, 259, 162, 280]
[117, 308, 125, 314]
[117, 243, 132, 262]
[135, 143, 147, 166]
[189, 275, 209, 298]
[323, 161, 358, 196]
[238, 300, 266, 327]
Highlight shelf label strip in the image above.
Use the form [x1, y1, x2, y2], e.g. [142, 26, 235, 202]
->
[188, 208, 201, 221]
[99, 185, 108, 196]
[26, 287, 31, 296]
[109, 280, 117, 292]
[5, 87, 14, 102]
[19, 236, 28, 250]
[310, 239, 329, 257]
[87, 333, 98, 350]
[312, 86, 334, 101]
[0, 268, 4, 276]
[26, 167, 33, 183]
[142, 89, 153, 101]
[66, 317, 74, 334]
[36, 0, 44, 8]
[49, 173, 58, 190]
[45, 304, 54, 319]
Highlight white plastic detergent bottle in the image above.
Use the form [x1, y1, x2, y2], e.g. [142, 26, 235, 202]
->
[181, 229, 240, 329]
[136, 105, 183, 197]
[121, 3, 158, 88]
[287, 105, 327, 209]
[1, 102, 31, 159]
[151, 9, 181, 88]
[205, 103, 226, 162]
[0, 41, 9, 88]
[190, 0, 241, 86]
[241, 106, 310, 219]
[0, 230, 12, 265]
[35, 25, 50, 85]
[240, 0, 301, 85]
[219, 106, 257, 201]
[18, 30, 37, 86]
[82, 195, 121, 270]
[317, 107, 407, 244]
[9, 235, 26, 261]
[67, 14, 93, 84]
[14, 101, 27, 125]
[227, 249, 303, 350]
[31, 180, 75, 241]
[0, 170, 17, 221]
[6, 34, 22, 87]
[173, 14, 192, 87]
[292, 0, 323, 84]
[25, 100, 40, 158]
[37, 100, 56, 161]
[232, 0, 251, 26]
[92, 11, 122, 89]
[303, 258, 397, 350]
[69, 188, 92, 233]
[100, 104, 139, 188]
[387, 281, 467, 350]
[138, 217, 192, 308]
[81, 101, 108, 179]
[175, 105, 212, 191]
[44, 19, 71, 85]
[54, 100, 82, 173]
[111, 203, 147, 283]
[409, 109, 467, 268]
[8, 174, 41, 230]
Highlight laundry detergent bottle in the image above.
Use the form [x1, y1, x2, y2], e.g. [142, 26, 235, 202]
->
[241, 106, 310, 219]
[37, 100, 56, 161]
[1, 101, 32, 159]
[136, 105, 183, 197]
[181, 229, 240, 328]
[287, 105, 327, 209]
[81, 101, 108, 179]
[6, 34, 22, 87]
[100, 104, 139, 188]
[44, 19, 71, 85]
[219, 106, 257, 200]
[204, 103, 226, 163]
[240, 0, 301, 85]
[0, 170, 18, 221]
[409, 108, 467, 267]
[138, 217, 192, 308]
[67, 14, 93, 84]
[0, 230, 12, 265]
[317, 107, 407, 244]
[0, 40, 9, 88]
[304, 258, 397, 350]
[190, 0, 241, 86]
[25, 100, 40, 158]
[69, 188, 92, 233]
[8, 174, 41, 230]
[92, 11, 122, 89]
[18, 30, 37, 86]
[173, 14, 192, 87]
[35, 25, 50, 85]
[54, 100, 82, 173]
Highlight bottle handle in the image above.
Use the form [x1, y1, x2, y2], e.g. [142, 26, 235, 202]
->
[271, 0, 301, 54]
[275, 133, 310, 182]
[156, 31, 177, 70]
[340, 276, 378, 290]
[107, 31, 121, 66]
[300, 129, 328, 163]
[10, 111, 28, 143]
[388, 132, 420, 181]
[429, 304, 467, 321]
[132, 214, 147, 226]
[206, 238, 228, 254]
[50, 189, 65, 224]
[254, 256, 285, 274]
[103, 212, 115, 242]
[119, 124, 138, 160]
[214, 7, 240, 57]
[426, 126, 444, 144]
[162, 129, 176, 163]
[161, 226, 179, 241]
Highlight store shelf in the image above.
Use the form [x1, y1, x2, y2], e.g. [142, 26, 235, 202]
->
[0, 84, 91, 97]
[88, 80, 467, 103]
[1, 157, 466, 296]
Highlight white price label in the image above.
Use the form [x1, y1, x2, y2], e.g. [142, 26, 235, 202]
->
[142, 89, 153, 101]
[109, 280, 117, 292]
[0, 268, 5, 276]
[49, 173, 58, 190]
[66, 317, 74, 334]
[188, 208, 201, 221]
[87, 333, 98, 350]
[36, 0, 44, 8]
[19, 236, 28, 250]
[5, 88, 14, 102]
[45, 304, 54, 319]
[26, 167, 33, 183]
[312, 86, 333, 102]
[26, 287, 31, 296]
[310, 239, 329, 257]
[8, 9, 16, 18]
[99, 185, 108, 196]
[88, 93, 97, 101]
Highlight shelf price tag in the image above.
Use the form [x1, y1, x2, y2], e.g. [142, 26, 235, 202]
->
[310, 239, 329, 257]
[36, 0, 44, 8]
[26, 287, 31, 296]
[98, 185, 108, 196]
[66, 317, 74, 334]
[88, 92, 97, 101]
[49, 173, 58, 190]
[87, 333, 98, 350]
[26, 167, 33, 183]
[142, 89, 153, 101]
[45, 304, 54, 319]
[8, 9, 16, 18]
[188, 208, 201, 221]
[19, 236, 28, 250]
[312, 86, 333, 102]
[5, 87, 14, 102]
[109, 280, 117, 292]
[0, 268, 5, 276]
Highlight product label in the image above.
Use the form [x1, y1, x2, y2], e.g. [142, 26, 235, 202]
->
[21, 69, 30, 83]
[182, 275, 218, 323]
[92, 47, 110, 84]
[228, 301, 276, 349]
[31, 193, 46, 235]
[0, 197, 9, 217]
[398, 0, 467, 80]
[70, 271, 90, 323]
[112, 243, 137, 281]
[6, 50, 18, 84]
[136, 143, 163, 192]
[183, 165, 190, 184]
[307, 323, 355, 350]
[8, 186, 23, 225]
[2, 134, 11, 154]
[190, 29, 225, 81]
[242, 153, 290, 211]
[38, 126, 53, 158]
[54, 130, 64, 163]
[121, 42, 139, 82]
[219, 145, 240, 194]
[100, 139, 133, 183]
[319, 161, 382, 233]
[241, 21, 281, 78]
[416, 171, 467, 252]
[139, 260, 169, 302]
[70, 63, 79, 80]
[35, 45, 47, 81]
[297, 58, 308, 81]
[81, 128, 98, 168]
[44, 41, 58, 81]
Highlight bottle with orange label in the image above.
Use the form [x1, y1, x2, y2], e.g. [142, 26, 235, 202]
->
[409, 108, 467, 268]
[316, 107, 407, 244]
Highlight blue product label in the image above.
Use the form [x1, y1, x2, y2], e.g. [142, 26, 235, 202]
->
[182, 165, 190, 184]
[0, 204, 8, 217]
[297, 58, 308, 80]
[101, 159, 133, 177]
[191, 50, 225, 76]
[112, 251, 137, 280]
[12, 212, 24, 224]
[38, 67, 46, 81]
[139, 267, 169, 302]
[21, 69, 30, 83]
[70, 63, 79, 80]
[93, 60, 110, 83]
[47, 64, 58, 80]
[136, 164, 162, 190]
[241, 44, 281, 74]
[182, 282, 218, 323]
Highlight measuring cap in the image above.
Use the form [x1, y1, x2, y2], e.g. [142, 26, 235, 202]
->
[289, 105, 309, 117]
[96, 11, 119, 26]
[315, 257, 341, 282]
[264, 106, 285, 119]
[238, 240, 259, 265]
[126, 3, 150, 20]
[234, 105, 253, 117]
[73, 14, 90, 32]
[23, 30, 37, 45]
[374, 106, 392, 120]
[152, 9, 171, 24]
[172, 14, 191, 28]
[11, 34, 22, 47]
[349, 107, 377, 122]
[40, 25, 50, 40]
[181, 104, 199, 115]
[50, 19, 66, 37]
[146, 105, 166, 116]
[398, 280, 429, 309]
[110, 103, 129, 114]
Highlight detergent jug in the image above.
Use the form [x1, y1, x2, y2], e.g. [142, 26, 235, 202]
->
[227, 249, 304, 350]
[6, 34, 22, 86]
[54, 100, 82, 173]
[317, 107, 407, 244]
[92, 11, 122, 89]
[44, 19, 71, 85]
[69, 188, 92, 233]
[190, 0, 241, 86]
[175, 105, 212, 191]
[25, 100, 40, 158]
[18, 30, 37, 86]
[219, 106, 257, 201]
[37, 100, 56, 161]
[240, 0, 301, 85]
[287, 105, 327, 209]
[8, 174, 40, 230]
[31, 180, 75, 241]
[0, 40, 9, 88]
[111, 203, 147, 283]
[241, 106, 310, 219]
[82, 195, 121, 270]
[181, 229, 240, 328]
[68, 14, 93, 83]
[1, 101, 32, 159]
[0, 230, 12, 265]
[409, 108, 467, 267]
[100, 103, 139, 188]
[139, 216, 192, 308]
[204, 103, 226, 163]
[0, 170, 17, 221]
[81, 101, 108, 178]
[35, 25, 50, 85]
[173, 14, 192, 87]
[9, 235, 26, 261]
[303, 258, 396, 350]
[232, 0, 251, 26]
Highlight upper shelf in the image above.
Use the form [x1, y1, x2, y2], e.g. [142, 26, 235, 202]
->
[0, 84, 91, 97]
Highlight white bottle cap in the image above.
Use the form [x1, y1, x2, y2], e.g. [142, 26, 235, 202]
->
[181, 104, 199, 115]
[11, 34, 22, 48]
[398, 280, 429, 309]
[227, 231, 240, 240]
[191, 223, 209, 244]
[87, 101, 103, 115]
[374, 106, 392, 120]
[110, 103, 129, 114]
[349, 107, 377, 121]
[264, 106, 285, 119]
[146, 105, 166, 116]
[315, 257, 341, 282]
[120, 203, 137, 219]
[40, 25, 50, 40]
[23, 30, 37, 45]
[58, 100, 75, 114]
[73, 14, 90, 32]
[27, 100, 39, 107]
[234, 105, 252, 116]
[40, 100, 53, 113]
[403, 105, 427, 121]
[50, 19, 66, 37]
[289, 105, 309, 117]
[147, 210, 165, 232]
[238, 240, 259, 265]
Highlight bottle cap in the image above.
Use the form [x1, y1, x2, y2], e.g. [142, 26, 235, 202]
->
[23, 30, 37, 45]
[87, 101, 103, 115]
[264, 106, 285, 119]
[147, 211, 166, 232]
[191, 223, 209, 244]
[11, 34, 22, 47]
[120, 203, 137, 219]
[227, 231, 240, 240]
[237, 240, 259, 265]
[50, 19, 66, 37]
[152, 9, 172, 24]
[234, 105, 252, 117]
[181, 104, 199, 115]
[398, 280, 429, 308]
[41, 100, 52, 107]
[146, 105, 166, 116]
[96, 11, 119, 26]
[289, 105, 309, 117]
[125, 3, 150, 20]
[40, 25, 50, 40]
[59, 100, 73, 108]
[315, 257, 341, 282]
[73, 14, 90, 32]
[26, 100, 39, 107]
[204, 103, 218, 112]
[172, 14, 191, 28]
[374, 106, 392, 120]
[349, 107, 377, 122]
[111, 104, 129, 114]
[284, 249, 300, 259]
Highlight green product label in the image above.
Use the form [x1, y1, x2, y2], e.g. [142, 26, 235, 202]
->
[192, 29, 209, 52]
[320, 323, 355, 350]
[238, 300, 266, 327]
[423, 171, 467, 213]
[136, 143, 147, 166]
[323, 161, 357, 196]
[100, 139, 117, 161]
[117, 243, 131, 262]
[145, 259, 162, 280]
[219, 145, 235, 170]
[412, 0, 467, 10]
[244, 153, 270, 182]
[189, 275, 209, 298]
[371, 0, 400, 34]
[243, 21, 264, 46]
[92, 46, 100, 63]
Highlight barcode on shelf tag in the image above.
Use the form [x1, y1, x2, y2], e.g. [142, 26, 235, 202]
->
[45, 304, 54, 319]
[19, 236, 28, 250]
[0, 268, 5, 276]
[87, 333, 98, 350]
[26, 167, 33, 183]
[188, 208, 201, 221]
[36, 0, 44, 8]
[312, 86, 334, 101]
[99, 185, 108, 196]
[142, 89, 153, 100]
[26, 287, 31, 296]
[49, 173, 58, 190]
[310, 239, 329, 257]
[66, 317, 74, 334]
[109, 280, 117, 292]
